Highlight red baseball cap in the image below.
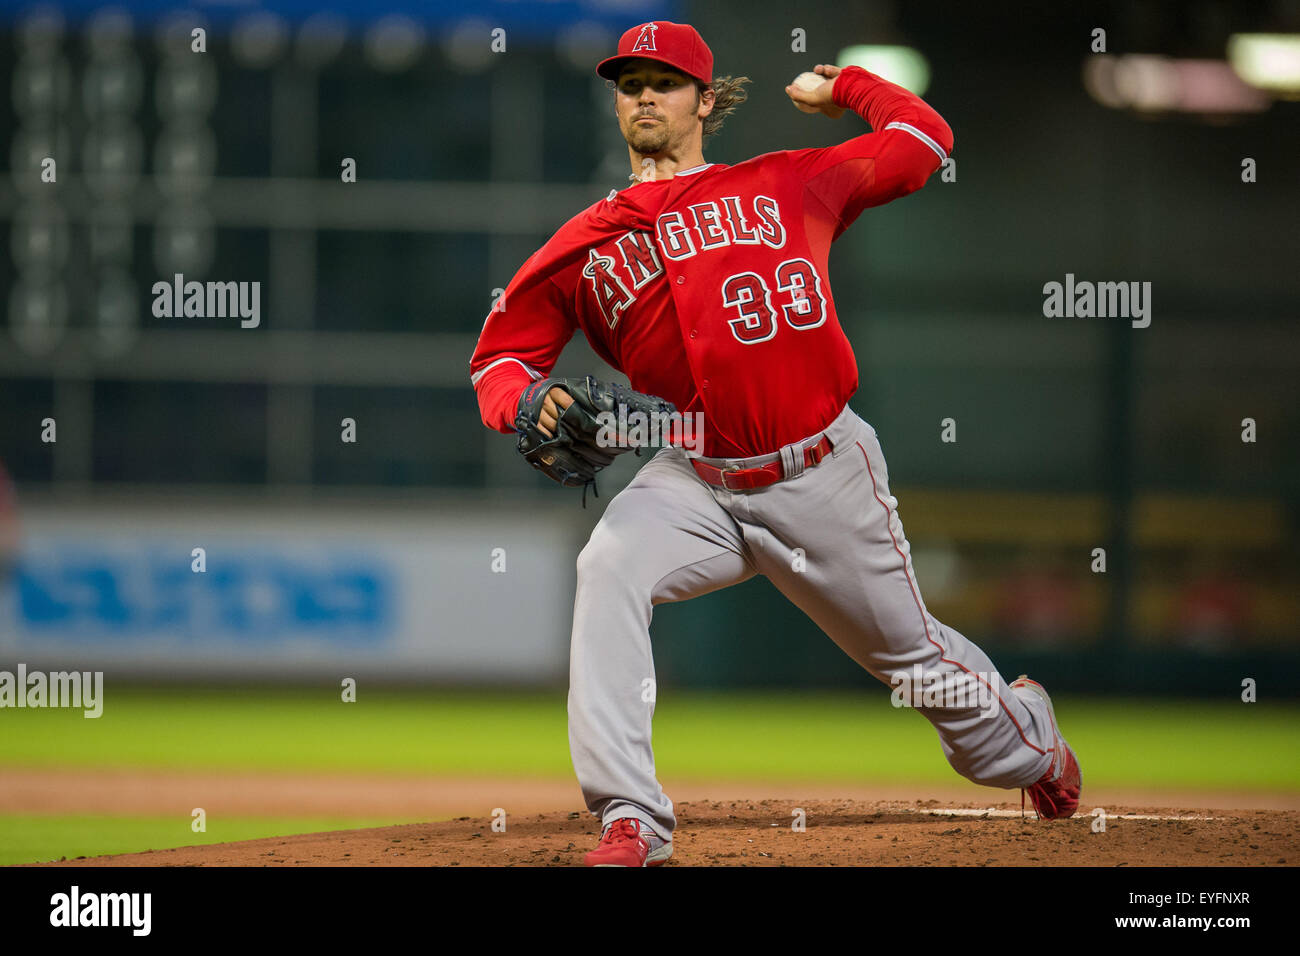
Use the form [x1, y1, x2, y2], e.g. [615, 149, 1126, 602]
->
[596, 21, 713, 86]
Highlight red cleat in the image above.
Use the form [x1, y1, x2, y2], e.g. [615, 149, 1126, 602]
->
[583, 818, 673, 867]
[1010, 676, 1082, 820]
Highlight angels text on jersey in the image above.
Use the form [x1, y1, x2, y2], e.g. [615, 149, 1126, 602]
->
[581, 192, 825, 344]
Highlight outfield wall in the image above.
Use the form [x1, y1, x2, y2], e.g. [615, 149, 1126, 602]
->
[0, 499, 580, 682]
[2, 493, 1296, 694]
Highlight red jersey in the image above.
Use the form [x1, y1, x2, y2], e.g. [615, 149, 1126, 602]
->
[470, 66, 953, 457]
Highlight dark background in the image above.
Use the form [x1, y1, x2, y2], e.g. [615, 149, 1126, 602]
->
[1, 0, 1297, 693]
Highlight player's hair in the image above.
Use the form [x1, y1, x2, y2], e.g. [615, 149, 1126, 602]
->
[696, 75, 751, 141]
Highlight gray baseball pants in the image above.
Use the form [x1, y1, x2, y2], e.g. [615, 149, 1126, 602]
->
[567, 403, 1058, 843]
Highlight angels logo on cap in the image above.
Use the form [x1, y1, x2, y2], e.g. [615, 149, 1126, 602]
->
[596, 21, 714, 87]
[631, 22, 659, 53]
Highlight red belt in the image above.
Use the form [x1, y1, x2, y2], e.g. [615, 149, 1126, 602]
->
[690, 435, 833, 491]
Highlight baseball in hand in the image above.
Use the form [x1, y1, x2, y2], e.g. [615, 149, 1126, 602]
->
[792, 71, 826, 92]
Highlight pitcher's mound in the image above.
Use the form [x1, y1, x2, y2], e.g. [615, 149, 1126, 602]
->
[35, 798, 1299, 866]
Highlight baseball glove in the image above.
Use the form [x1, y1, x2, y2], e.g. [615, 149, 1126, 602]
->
[515, 375, 677, 501]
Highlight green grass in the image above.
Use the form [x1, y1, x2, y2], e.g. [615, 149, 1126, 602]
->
[2, 687, 1296, 865]
[1, 685, 1297, 789]
[0, 814, 416, 867]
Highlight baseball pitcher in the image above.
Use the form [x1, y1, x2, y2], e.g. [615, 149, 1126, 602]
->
[470, 20, 1081, 867]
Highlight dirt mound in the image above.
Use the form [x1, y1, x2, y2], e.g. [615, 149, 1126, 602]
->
[36, 798, 1299, 867]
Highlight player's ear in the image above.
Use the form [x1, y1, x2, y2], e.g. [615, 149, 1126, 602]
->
[698, 84, 716, 119]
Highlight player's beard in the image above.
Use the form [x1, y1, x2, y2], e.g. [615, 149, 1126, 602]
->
[625, 118, 671, 155]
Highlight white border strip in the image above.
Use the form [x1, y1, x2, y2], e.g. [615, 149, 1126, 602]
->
[469, 356, 543, 385]
[885, 121, 947, 162]
[914, 807, 1217, 821]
